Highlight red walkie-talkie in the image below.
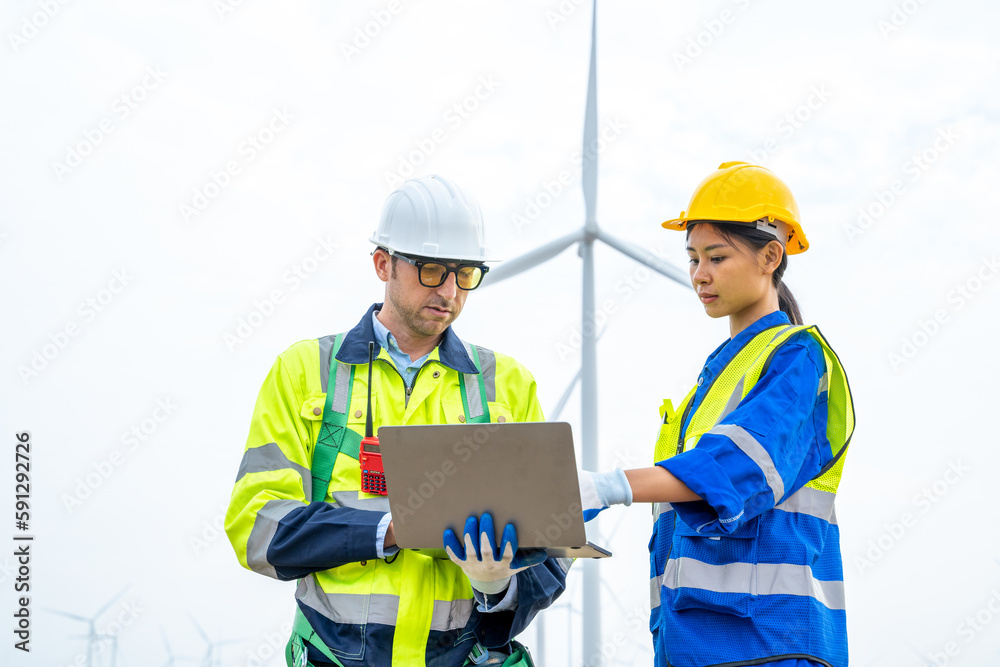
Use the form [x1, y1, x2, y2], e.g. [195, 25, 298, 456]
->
[360, 342, 388, 495]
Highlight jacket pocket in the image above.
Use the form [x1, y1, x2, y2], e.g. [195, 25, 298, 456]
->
[310, 564, 377, 662]
[668, 516, 759, 618]
[300, 393, 327, 449]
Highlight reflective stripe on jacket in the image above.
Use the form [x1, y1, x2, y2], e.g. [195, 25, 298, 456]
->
[649, 310, 855, 667]
[225, 303, 568, 666]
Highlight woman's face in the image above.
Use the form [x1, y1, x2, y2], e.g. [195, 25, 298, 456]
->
[686, 223, 780, 328]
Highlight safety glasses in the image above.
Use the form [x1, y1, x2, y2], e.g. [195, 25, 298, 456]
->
[393, 253, 489, 291]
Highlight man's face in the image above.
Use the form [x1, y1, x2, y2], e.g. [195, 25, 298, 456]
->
[374, 250, 472, 340]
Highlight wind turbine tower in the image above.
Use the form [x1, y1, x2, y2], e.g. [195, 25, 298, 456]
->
[485, 1, 691, 662]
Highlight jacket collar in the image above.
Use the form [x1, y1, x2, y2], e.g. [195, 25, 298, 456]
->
[704, 310, 791, 375]
[336, 302, 479, 374]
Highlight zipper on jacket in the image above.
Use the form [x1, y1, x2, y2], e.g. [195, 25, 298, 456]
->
[675, 397, 696, 456]
[404, 364, 435, 408]
[377, 358, 435, 409]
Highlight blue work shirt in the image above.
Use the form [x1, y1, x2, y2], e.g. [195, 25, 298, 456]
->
[651, 310, 847, 667]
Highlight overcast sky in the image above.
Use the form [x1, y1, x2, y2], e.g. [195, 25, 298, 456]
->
[2, 1, 999, 665]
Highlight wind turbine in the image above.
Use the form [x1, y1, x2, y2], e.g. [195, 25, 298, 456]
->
[485, 1, 690, 662]
[45, 585, 131, 667]
[188, 613, 244, 667]
[160, 627, 198, 667]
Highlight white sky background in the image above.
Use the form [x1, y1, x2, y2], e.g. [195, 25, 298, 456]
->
[2, 0, 999, 665]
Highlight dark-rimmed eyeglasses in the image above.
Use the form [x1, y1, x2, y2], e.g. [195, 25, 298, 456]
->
[393, 253, 489, 291]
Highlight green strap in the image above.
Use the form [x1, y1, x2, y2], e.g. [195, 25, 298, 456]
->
[502, 642, 535, 667]
[462, 641, 535, 667]
[310, 334, 356, 503]
[290, 607, 346, 666]
[294, 335, 362, 666]
[459, 345, 492, 424]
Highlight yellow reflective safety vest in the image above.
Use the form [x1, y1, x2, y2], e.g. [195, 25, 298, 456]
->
[225, 306, 557, 667]
[649, 316, 855, 667]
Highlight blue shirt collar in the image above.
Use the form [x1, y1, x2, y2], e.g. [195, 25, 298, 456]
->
[336, 302, 479, 374]
[702, 310, 791, 377]
[370, 313, 401, 359]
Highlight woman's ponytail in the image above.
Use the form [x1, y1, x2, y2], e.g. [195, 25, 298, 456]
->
[776, 281, 802, 325]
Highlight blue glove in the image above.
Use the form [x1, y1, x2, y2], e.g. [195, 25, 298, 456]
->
[579, 468, 633, 521]
[443, 513, 547, 594]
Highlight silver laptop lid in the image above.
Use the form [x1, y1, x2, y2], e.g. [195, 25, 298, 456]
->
[378, 422, 607, 557]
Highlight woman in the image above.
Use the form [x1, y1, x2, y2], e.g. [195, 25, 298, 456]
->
[581, 161, 855, 667]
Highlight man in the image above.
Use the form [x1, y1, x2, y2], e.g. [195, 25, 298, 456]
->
[225, 175, 568, 667]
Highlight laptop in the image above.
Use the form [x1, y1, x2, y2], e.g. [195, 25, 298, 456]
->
[377, 421, 611, 559]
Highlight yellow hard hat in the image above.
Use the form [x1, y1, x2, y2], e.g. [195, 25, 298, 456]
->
[662, 161, 809, 254]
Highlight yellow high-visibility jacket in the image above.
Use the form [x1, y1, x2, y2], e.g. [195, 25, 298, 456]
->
[225, 304, 568, 666]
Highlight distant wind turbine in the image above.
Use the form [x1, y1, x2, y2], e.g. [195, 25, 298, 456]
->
[45, 585, 131, 667]
[188, 612, 244, 667]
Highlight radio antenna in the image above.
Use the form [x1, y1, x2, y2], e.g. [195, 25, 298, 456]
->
[366, 341, 375, 439]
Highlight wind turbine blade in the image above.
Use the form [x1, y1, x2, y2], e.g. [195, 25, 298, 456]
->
[94, 584, 131, 619]
[551, 368, 582, 422]
[581, 0, 599, 227]
[187, 612, 211, 644]
[549, 326, 606, 421]
[42, 608, 90, 623]
[161, 627, 174, 656]
[483, 228, 584, 285]
[598, 230, 692, 288]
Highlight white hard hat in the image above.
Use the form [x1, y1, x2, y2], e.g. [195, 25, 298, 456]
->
[370, 175, 496, 262]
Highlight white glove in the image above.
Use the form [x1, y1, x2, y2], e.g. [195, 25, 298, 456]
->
[579, 468, 633, 521]
[443, 513, 547, 595]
